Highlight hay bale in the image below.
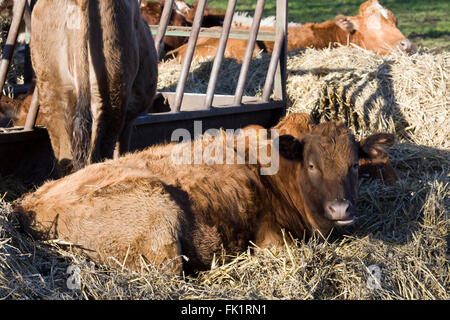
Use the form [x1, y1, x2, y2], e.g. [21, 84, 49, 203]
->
[158, 54, 271, 97]
[285, 47, 449, 149]
[158, 47, 449, 149]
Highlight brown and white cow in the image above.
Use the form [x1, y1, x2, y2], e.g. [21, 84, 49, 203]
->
[15, 113, 397, 273]
[170, 0, 411, 62]
[279, 0, 412, 54]
[30, 0, 157, 175]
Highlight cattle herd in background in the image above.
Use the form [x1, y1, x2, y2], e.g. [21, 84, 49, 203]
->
[171, 0, 411, 61]
[0, 0, 405, 273]
[0, 0, 411, 129]
[141, 0, 412, 61]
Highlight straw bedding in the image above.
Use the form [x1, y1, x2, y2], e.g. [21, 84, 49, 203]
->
[0, 46, 448, 299]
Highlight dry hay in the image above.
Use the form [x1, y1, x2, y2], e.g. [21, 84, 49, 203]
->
[157, 46, 449, 148]
[0, 47, 449, 299]
[285, 46, 449, 150]
[157, 53, 270, 97]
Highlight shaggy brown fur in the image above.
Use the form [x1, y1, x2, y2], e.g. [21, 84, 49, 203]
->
[170, 0, 411, 62]
[30, 0, 157, 175]
[15, 114, 396, 273]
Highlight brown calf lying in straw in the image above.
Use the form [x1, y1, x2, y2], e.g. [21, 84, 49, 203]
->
[15, 113, 397, 273]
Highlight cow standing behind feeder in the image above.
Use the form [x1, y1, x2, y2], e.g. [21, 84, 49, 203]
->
[15, 114, 398, 273]
[30, 0, 158, 175]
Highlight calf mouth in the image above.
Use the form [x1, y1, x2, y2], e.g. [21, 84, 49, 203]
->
[333, 216, 355, 226]
[323, 214, 356, 226]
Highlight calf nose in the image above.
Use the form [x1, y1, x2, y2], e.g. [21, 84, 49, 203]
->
[397, 39, 412, 52]
[325, 199, 352, 221]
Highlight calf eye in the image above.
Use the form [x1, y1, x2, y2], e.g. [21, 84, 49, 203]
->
[352, 162, 359, 171]
[308, 163, 316, 171]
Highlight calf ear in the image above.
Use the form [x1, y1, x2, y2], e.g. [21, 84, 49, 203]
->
[335, 15, 357, 33]
[359, 133, 395, 159]
[277, 135, 303, 161]
[358, 133, 398, 185]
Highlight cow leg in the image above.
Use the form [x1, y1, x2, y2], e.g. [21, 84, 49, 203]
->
[254, 224, 284, 249]
[114, 119, 133, 159]
[88, 75, 127, 164]
[89, 107, 124, 164]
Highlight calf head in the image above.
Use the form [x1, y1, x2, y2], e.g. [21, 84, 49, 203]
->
[348, 0, 411, 54]
[277, 121, 395, 234]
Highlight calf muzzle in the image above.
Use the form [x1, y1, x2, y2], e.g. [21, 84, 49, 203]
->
[324, 199, 354, 226]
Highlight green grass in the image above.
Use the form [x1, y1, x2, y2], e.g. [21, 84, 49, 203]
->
[201, 0, 450, 51]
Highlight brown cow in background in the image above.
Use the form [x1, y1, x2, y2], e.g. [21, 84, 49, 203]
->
[170, 0, 412, 62]
[30, 0, 157, 175]
[0, 95, 20, 127]
[139, 0, 226, 56]
[140, 0, 190, 52]
[15, 113, 397, 273]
